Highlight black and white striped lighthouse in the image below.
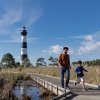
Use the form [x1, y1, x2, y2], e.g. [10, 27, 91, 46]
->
[21, 27, 28, 64]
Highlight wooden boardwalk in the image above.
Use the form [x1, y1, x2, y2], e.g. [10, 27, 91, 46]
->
[29, 73, 100, 100]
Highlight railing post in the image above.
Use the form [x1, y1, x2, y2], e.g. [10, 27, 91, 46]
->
[57, 86, 58, 95]
[64, 88, 66, 93]
[29, 75, 71, 99]
[52, 83, 53, 93]
[47, 82, 48, 89]
[44, 81, 45, 88]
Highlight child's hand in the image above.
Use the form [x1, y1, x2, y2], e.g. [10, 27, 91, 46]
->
[77, 72, 81, 74]
[85, 69, 88, 72]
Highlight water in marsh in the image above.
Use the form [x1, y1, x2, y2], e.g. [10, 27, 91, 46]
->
[12, 80, 41, 100]
[13, 85, 41, 100]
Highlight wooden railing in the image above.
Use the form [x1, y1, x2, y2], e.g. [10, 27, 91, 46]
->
[29, 75, 71, 100]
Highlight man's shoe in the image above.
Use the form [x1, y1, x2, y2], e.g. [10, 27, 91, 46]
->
[65, 85, 70, 89]
[82, 88, 86, 91]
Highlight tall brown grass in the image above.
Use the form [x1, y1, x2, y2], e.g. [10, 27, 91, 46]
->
[1, 66, 100, 85]
[0, 72, 26, 99]
[23, 66, 100, 85]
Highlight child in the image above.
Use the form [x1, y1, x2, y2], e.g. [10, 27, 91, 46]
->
[75, 60, 88, 91]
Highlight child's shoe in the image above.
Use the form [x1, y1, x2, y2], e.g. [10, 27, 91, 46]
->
[75, 82, 77, 85]
[82, 88, 86, 91]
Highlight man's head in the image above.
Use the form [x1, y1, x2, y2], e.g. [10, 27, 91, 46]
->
[77, 60, 82, 67]
[63, 47, 69, 54]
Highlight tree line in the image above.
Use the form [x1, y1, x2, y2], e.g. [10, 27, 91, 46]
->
[72, 59, 100, 66]
[35, 56, 58, 67]
[0, 53, 100, 68]
[0, 53, 32, 68]
[0, 53, 58, 68]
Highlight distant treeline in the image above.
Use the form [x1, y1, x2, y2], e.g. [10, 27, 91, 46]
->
[72, 59, 100, 66]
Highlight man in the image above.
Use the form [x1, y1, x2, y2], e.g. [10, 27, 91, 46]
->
[58, 47, 71, 89]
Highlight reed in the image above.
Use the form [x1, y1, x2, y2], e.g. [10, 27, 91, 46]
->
[0, 72, 26, 99]
[1, 66, 100, 85]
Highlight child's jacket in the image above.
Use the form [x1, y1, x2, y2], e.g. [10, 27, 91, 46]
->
[75, 66, 87, 77]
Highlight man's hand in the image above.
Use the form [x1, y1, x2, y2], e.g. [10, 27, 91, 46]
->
[58, 63, 63, 68]
[59, 65, 63, 68]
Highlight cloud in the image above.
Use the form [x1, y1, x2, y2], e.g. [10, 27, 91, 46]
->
[84, 35, 93, 42]
[0, 0, 42, 35]
[18, 0, 43, 27]
[69, 48, 74, 55]
[72, 31, 100, 40]
[0, 0, 22, 26]
[71, 35, 85, 39]
[0, 35, 37, 43]
[27, 37, 37, 42]
[16, 56, 20, 61]
[26, 7, 43, 27]
[43, 45, 62, 54]
[43, 45, 74, 55]
[50, 45, 62, 54]
[77, 34, 100, 55]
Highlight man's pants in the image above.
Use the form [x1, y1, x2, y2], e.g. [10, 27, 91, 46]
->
[61, 67, 70, 88]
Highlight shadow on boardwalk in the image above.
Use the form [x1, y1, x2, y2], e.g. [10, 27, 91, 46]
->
[63, 92, 78, 100]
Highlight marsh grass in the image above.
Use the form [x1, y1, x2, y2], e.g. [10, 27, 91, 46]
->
[0, 72, 27, 100]
[0, 70, 56, 100]
[1, 66, 100, 85]
[39, 87, 56, 100]
[0, 66, 99, 99]
[17, 66, 100, 85]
